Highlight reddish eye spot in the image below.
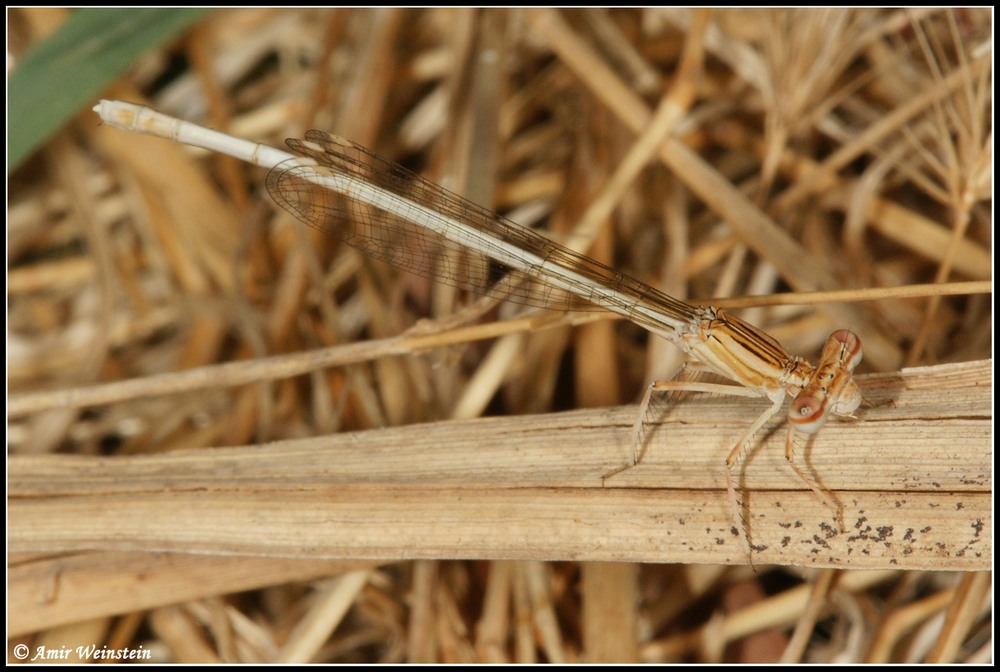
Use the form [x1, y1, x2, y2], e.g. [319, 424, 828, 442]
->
[829, 330, 863, 371]
[789, 394, 830, 434]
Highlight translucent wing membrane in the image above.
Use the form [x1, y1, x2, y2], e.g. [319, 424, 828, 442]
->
[265, 131, 699, 338]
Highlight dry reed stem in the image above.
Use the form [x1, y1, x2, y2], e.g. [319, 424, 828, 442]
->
[7, 552, 380, 639]
[9, 361, 990, 570]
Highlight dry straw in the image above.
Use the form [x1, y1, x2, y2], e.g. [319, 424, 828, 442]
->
[8, 7, 991, 663]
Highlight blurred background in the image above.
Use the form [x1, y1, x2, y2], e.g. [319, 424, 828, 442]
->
[7, 8, 992, 663]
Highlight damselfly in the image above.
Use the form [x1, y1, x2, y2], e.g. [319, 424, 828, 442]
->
[93, 99, 863, 557]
